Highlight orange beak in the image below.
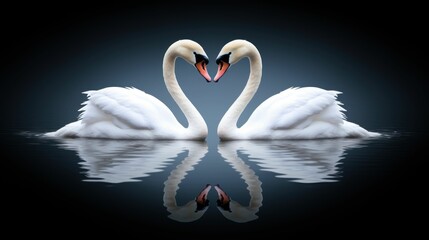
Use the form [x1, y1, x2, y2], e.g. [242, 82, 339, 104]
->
[214, 60, 230, 82]
[195, 184, 212, 205]
[195, 61, 211, 82]
[214, 184, 231, 211]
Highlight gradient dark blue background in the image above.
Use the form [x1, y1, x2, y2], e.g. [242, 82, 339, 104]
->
[3, 3, 426, 135]
[2, 3, 427, 237]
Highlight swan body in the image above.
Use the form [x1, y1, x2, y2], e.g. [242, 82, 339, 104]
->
[214, 39, 380, 140]
[46, 40, 211, 140]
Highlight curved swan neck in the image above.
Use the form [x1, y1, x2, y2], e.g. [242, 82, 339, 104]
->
[218, 46, 262, 138]
[163, 50, 207, 139]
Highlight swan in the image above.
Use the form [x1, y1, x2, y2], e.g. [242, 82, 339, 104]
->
[214, 39, 380, 140]
[46, 39, 211, 140]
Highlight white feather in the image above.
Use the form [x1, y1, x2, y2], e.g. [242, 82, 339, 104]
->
[217, 40, 380, 140]
[45, 40, 209, 140]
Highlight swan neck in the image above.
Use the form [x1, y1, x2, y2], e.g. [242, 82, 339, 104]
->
[163, 51, 207, 139]
[218, 50, 262, 137]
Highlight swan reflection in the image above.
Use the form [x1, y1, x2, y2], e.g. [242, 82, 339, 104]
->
[219, 138, 367, 183]
[216, 142, 263, 223]
[49, 136, 367, 223]
[162, 141, 209, 222]
[54, 138, 200, 183]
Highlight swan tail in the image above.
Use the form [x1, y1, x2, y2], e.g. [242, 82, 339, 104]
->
[343, 121, 380, 138]
[45, 121, 82, 138]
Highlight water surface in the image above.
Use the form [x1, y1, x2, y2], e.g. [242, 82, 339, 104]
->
[4, 130, 422, 235]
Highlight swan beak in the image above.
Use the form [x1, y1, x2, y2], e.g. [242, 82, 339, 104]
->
[195, 61, 212, 82]
[214, 61, 230, 82]
[195, 184, 211, 212]
[214, 184, 231, 212]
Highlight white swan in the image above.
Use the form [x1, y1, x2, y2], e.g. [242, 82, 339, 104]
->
[46, 40, 211, 140]
[214, 39, 380, 140]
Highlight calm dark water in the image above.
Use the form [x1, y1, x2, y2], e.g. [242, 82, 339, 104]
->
[3, 129, 425, 236]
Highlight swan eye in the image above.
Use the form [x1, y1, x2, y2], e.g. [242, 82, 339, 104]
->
[216, 52, 231, 65]
[194, 52, 209, 65]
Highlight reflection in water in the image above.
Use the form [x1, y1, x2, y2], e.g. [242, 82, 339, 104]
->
[48, 135, 368, 223]
[53, 137, 212, 222]
[217, 142, 263, 223]
[221, 139, 367, 183]
[163, 141, 209, 222]
[54, 138, 198, 183]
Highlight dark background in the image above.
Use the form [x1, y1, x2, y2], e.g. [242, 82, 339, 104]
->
[2, 2, 427, 237]
[2, 3, 427, 133]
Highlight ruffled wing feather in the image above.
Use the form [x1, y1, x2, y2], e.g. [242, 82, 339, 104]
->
[78, 87, 177, 130]
[246, 87, 346, 130]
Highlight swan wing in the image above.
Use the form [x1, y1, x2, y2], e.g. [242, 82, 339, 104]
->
[79, 87, 178, 129]
[246, 87, 345, 130]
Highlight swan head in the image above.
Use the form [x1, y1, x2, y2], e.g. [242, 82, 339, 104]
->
[214, 184, 231, 212]
[168, 39, 211, 82]
[214, 39, 257, 82]
[195, 184, 212, 211]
